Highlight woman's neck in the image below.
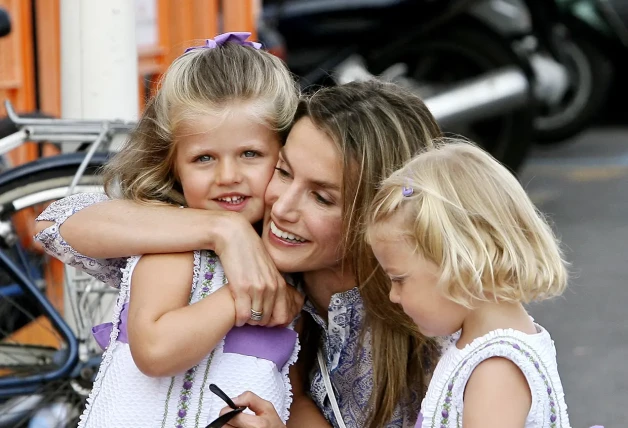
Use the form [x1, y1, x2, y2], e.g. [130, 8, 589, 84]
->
[302, 266, 356, 319]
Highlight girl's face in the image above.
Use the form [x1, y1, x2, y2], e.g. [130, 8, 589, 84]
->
[369, 215, 468, 337]
[262, 117, 345, 274]
[174, 109, 280, 224]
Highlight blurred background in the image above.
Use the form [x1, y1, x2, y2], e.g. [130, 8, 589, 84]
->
[0, 0, 626, 426]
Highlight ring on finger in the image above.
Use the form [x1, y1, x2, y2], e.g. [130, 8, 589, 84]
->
[250, 308, 263, 321]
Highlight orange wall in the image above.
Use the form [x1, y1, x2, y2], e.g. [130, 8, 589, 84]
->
[0, 0, 257, 164]
[1, 0, 257, 119]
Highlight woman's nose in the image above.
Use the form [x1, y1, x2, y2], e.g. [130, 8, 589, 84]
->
[270, 184, 299, 224]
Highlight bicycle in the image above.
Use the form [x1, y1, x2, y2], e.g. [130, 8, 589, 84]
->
[0, 100, 135, 427]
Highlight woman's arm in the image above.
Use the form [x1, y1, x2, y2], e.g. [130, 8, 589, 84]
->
[462, 357, 531, 428]
[286, 318, 331, 427]
[220, 389, 331, 428]
[128, 252, 236, 377]
[286, 365, 332, 427]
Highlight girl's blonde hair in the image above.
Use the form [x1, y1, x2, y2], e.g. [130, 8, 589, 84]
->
[369, 139, 568, 308]
[103, 41, 299, 205]
[295, 80, 442, 428]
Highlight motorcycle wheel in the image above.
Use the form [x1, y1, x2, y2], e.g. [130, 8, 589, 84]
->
[371, 25, 536, 173]
[533, 36, 613, 144]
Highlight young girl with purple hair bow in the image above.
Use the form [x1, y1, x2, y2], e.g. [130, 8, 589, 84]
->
[60, 32, 303, 428]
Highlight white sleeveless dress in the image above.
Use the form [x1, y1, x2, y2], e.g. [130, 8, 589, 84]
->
[420, 324, 571, 428]
[79, 250, 300, 428]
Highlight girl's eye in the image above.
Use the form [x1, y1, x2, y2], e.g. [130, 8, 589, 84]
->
[195, 155, 213, 163]
[243, 150, 260, 158]
[391, 277, 406, 285]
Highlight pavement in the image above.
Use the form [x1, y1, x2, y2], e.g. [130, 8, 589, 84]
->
[521, 127, 628, 428]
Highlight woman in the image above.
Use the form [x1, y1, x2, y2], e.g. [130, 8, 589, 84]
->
[35, 80, 442, 428]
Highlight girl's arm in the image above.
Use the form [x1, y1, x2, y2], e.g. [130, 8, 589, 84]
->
[462, 357, 531, 428]
[35, 194, 293, 327]
[34, 193, 125, 288]
[128, 252, 236, 377]
[35, 195, 240, 258]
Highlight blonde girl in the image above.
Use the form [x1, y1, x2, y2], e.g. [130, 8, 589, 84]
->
[67, 33, 302, 427]
[368, 140, 572, 428]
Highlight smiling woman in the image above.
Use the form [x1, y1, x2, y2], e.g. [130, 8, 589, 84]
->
[263, 117, 344, 275]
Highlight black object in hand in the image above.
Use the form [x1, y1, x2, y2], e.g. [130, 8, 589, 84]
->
[205, 384, 247, 428]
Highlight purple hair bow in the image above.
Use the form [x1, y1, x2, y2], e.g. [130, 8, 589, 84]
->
[185, 32, 262, 53]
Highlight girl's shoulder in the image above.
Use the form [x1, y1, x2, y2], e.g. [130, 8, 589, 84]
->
[426, 324, 569, 427]
[445, 324, 557, 387]
[126, 252, 200, 290]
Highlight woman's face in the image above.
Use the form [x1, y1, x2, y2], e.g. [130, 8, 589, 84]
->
[262, 117, 345, 274]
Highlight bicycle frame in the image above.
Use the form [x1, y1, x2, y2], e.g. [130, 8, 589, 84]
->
[0, 100, 136, 157]
[0, 250, 78, 396]
[0, 100, 135, 399]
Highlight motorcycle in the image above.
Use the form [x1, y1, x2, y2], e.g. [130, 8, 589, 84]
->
[526, 0, 624, 143]
[262, 0, 570, 172]
[554, 0, 628, 131]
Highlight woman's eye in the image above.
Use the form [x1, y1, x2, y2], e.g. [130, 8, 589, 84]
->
[195, 155, 213, 163]
[314, 193, 332, 206]
[242, 150, 260, 158]
[274, 167, 291, 179]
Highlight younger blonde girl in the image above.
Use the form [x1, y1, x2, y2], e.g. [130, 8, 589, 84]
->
[368, 140, 571, 428]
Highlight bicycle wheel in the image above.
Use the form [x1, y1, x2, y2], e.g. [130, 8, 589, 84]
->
[0, 153, 111, 427]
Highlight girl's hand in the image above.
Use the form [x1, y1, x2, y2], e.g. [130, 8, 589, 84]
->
[263, 285, 304, 328]
[214, 214, 286, 327]
[219, 392, 286, 428]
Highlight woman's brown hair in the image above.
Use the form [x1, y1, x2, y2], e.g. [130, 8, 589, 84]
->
[296, 80, 442, 427]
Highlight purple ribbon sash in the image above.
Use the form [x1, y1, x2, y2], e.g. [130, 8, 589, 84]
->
[223, 325, 297, 368]
[92, 302, 129, 351]
[92, 306, 297, 368]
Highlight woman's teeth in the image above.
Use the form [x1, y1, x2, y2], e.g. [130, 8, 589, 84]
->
[217, 196, 245, 204]
[270, 221, 306, 243]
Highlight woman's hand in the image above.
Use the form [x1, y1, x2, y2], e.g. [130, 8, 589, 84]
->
[214, 214, 298, 327]
[219, 392, 286, 428]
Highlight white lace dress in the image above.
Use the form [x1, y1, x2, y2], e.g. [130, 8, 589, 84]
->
[79, 251, 299, 428]
[420, 324, 571, 428]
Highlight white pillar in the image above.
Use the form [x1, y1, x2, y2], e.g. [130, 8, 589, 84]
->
[59, 0, 139, 351]
[60, 0, 138, 121]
